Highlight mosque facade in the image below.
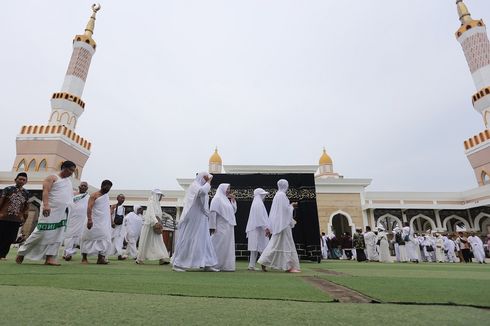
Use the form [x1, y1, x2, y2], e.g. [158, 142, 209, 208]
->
[0, 2, 489, 239]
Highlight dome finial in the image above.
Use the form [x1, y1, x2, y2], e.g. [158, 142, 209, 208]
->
[84, 3, 101, 38]
[209, 147, 222, 164]
[319, 147, 332, 165]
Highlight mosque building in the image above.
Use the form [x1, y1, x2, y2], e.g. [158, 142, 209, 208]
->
[0, 2, 489, 239]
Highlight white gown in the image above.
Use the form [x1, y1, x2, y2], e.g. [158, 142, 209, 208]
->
[172, 183, 218, 269]
[364, 231, 379, 261]
[468, 236, 486, 263]
[377, 231, 391, 262]
[108, 205, 126, 257]
[80, 194, 112, 256]
[124, 211, 143, 259]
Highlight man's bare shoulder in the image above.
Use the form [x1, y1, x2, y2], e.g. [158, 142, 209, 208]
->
[90, 191, 103, 200]
[44, 175, 58, 183]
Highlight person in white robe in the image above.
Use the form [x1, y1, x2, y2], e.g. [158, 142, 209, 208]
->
[392, 227, 401, 262]
[363, 226, 379, 262]
[108, 194, 127, 260]
[172, 172, 218, 272]
[245, 188, 270, 270]
[434, 233, 445, 263]
[63, 182, 89, 261]
[124, 205, 143, 259]
[443, 235, 457, 263]
[136, 189, 170, 265]
[16, 161, 76, 265]
[403, 223, 419, 263]
[257, 179, 300, 272]
[81, 180, 113, 264]
[321, 232, 329, 259]
[468, 233, 486, 264]
[209, 183, 237, 271]
[376, 226, 391, 263]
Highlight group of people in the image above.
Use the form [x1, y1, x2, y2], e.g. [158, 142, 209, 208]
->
[171, 173, 301, 272]
[0, 165, 302, 273]
[320, 222, 488, 264]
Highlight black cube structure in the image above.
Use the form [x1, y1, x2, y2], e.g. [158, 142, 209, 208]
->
[210, 173, 321, 261]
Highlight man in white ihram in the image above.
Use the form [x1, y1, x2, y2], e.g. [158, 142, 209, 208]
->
[124, 205, 143, 260]
[63, 181, 89, 261]
[258, 179, 300, 273]
[209, 183, 237, 272]
[172, 172, 218, 272]
[245, 188, 270, 270]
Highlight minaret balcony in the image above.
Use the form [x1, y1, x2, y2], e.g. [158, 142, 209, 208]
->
[18, 124, 91, 151]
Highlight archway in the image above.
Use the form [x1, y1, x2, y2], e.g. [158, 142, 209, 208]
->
[328, 210, 355, 235]
[474, 213, 490, 232]
[376, 214, 402, 231]
[409, 214, 436, 233]
[442, 215, 471, 232]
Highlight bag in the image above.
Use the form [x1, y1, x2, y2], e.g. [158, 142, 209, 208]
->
[395, 233, 405, 245]
[403, 234, 410, 242]
[426, 246, 434, 252]
[376, 239, 381, 246]
[153, 222, 163, 234]
[114, 214, 124, 225]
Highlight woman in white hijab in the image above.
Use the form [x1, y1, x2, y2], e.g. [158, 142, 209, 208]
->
[136, 189, 170, 265]
[257, 179, 300, 273]
[245, 188, 270, 270]
[171, 172, 218, 272]
[209, 183, 237, 271]
[376, 226, 391, 263]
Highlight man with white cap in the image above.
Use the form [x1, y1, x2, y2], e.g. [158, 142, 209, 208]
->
[136, 189, 170, 265]
[245, 188, 270, 270]
[124, 205, 144, 259]
[172, 172, 218, 272]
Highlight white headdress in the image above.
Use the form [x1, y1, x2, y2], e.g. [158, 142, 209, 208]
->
[210, 183, 236, 226]
[245, 188, 269, 233]
[269, 179, 294, 235]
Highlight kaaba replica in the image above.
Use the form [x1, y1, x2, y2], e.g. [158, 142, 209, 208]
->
[210, 173, 321, 261]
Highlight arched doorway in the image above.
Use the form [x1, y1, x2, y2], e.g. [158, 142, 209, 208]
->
[410, 214, 436, 234]
[332, 214, 351, 236]
[443, 215, 470, 232]
[377, 214, 402, 232]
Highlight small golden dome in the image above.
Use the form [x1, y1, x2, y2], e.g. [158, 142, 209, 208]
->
[319, 148, 332, 165]
[209, 148, 222, 164]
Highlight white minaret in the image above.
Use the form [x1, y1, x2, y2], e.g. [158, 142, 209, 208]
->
[12, 4, 101, 179]
[455, 1, 490, 186]
[49, 4, 100, 130]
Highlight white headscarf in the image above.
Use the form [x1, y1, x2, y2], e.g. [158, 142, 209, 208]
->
[245, 188, 269, 233]
[210, 183, 236, 226]
[269, 179, 294, 235]
[133, 205, 142, 214]
[180, 172, 211, 222]
[144, 189, 163, 225]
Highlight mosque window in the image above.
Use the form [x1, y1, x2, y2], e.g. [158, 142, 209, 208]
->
[74, 168, 79, 179]
[27, 159, 36, 171]
[485, 88, 490, 95]
[37, 159, 47, 171]
[17, 159, 26, 171]
[483, 171, 490, 185]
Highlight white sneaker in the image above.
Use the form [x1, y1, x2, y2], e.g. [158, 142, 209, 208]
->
[204, 266, 220, 272]
[172, 266, 186, 272]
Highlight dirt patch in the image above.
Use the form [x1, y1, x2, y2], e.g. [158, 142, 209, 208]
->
[302, 276, 378, 304]
[313, 268, 348, 276]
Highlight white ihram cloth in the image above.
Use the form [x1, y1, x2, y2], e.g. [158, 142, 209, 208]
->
[109, 205, 126, 256]
[137, 190, 170, 262]
[63, 192, 89, 256]
[443, 237, 456, 263]
[124, 205, 143, 258]
[246, 188, 270, 253]
[468, 235, 485, 263]
[18, 175, 73, 260]
[435, 236, 445, 262]
[209, 183, 237, 271]
[81, 194, 112, 256]
[376, 230, 391, 262]
[172, 182, 218, 269]
[364, 231, 378, 261]
[258, 179, 300, 271]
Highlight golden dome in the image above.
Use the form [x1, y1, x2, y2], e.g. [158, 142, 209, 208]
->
[319, 148, 332, 165]
[209, 148, 222, 164]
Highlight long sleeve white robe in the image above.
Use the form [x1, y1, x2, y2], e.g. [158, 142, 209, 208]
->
[376, 231, 391, 262]
[209, 196, 237, 272]
[63, 193, 89, 257]
[363, 231, 378, 261]
[124, 211, 143, 258]
[172, 183, 218, 269]
[468, 236, 486, 263]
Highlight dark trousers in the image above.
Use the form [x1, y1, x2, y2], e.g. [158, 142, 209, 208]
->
[461, 249, 472, 263]
[0, 220, 21, 258]
[356, 248, 367, 262]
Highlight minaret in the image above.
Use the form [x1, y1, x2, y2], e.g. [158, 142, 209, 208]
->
[455, 1, 490, 186]
[12, 4, 101, 179]
[209, 148, 223, 174]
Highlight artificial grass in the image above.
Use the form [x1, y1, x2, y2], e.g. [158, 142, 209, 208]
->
[312, 260, 490, 307]
[2, 285, 489, 326]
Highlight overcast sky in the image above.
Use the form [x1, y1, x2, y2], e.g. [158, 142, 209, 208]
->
[1, 0, 488, 192]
